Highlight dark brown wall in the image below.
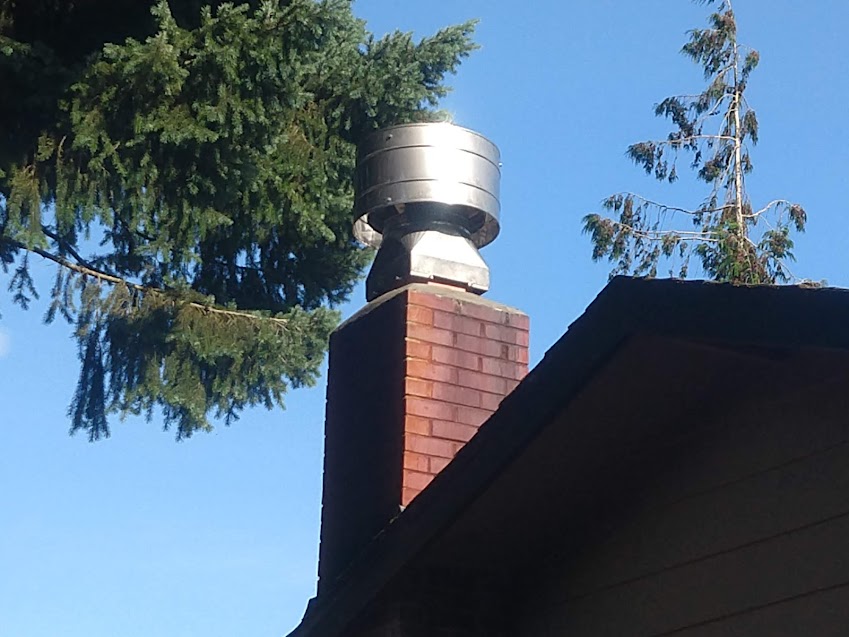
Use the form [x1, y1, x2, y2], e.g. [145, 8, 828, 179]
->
[350, 570, 510, 637]
[516, 374, 849, 636]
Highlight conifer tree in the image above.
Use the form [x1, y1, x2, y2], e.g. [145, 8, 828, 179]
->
[0, 0, 476, 440]
[583, 0, 806, 283]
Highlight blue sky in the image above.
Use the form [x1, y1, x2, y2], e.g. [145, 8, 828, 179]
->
[2, 1, 847, 635]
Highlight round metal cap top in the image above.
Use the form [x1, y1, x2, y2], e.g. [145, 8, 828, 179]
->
[353, 123, 501, 249]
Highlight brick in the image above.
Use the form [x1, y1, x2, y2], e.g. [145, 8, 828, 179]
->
[403, 469, 435, 491]
[405, 339, 432, 361]
[433, 311, 483, 337]
[429, 456, 451, 473]
[405, 377, 432, 398]
[402, 487, 422, 507]
[453, 333, 507, 358]
[405, 433, 459, 458]
[506, 312, 530, 331]
[481, 357, 526, 380]
[457, 369, 509, 394]
[504, 378, 521, 394]
[407, 304, 434, 326]
[481, 342, 525, 363]
[407, 290, 457, 312]
[406, 359, 458, 384]
[405, 416, 432, 436]
[403, 451, 431, 472]
[479, 392, 504, 411]
[431, 345, 481, 371]
[432, 420, 480, 443]
[515, 348, 530, 365]
[406, 397, 456, 421]
[432, 382, 480, 408]
[457, 302, 510, 324]
[483, 323, 530, 347]
[407, 323, 454, 347]
[455, 405, 493, 427]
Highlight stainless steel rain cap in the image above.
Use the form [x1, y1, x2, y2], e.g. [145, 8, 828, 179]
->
[353, 123, 502, 300]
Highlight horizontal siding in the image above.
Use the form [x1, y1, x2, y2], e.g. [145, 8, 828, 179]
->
[661, 583, 849, 636]
[519, 375, 849, 637]
[557, 438, 849, 598]
[537, 512, 849, 636]
[638, 375, 849, 510]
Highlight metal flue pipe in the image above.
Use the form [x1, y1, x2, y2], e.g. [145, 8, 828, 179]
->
[353, 123, 501, 301]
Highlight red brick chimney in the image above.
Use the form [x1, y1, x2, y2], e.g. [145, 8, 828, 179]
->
[317, 122, 527, 589]
[318, 283, 528, 589]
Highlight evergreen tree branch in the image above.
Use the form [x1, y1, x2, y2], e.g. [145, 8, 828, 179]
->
[694, 94, 732, 122]
[609, 193, 725, 217]
[1, 0, 478, 439]
[3, 238, 294, 327]
[40, 225, 102, 272]
[657, 134, 739, 145]
[746, 199, 792, 219]
[603, 221, 720, 243]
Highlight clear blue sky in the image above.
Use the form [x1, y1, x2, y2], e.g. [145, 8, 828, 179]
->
[2, 1, 847, 635]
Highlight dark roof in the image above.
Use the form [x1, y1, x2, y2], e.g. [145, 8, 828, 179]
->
[289, 277, 849, 637]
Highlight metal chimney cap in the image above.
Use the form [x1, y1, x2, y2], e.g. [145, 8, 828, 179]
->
[353, 122, 501, 250]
